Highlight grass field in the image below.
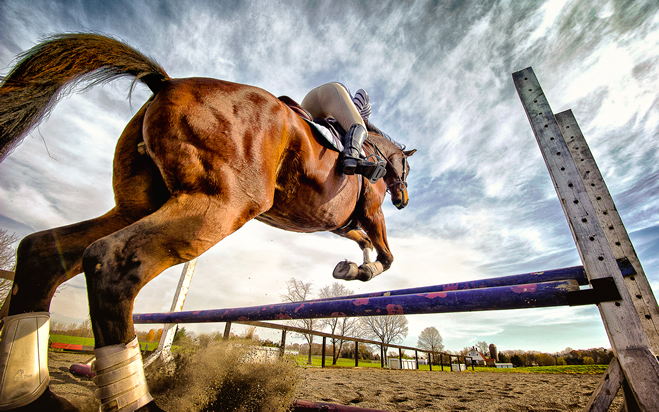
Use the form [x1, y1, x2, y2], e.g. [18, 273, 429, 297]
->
[49, 334, 159, 351]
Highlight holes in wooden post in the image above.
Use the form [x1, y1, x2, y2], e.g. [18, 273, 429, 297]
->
[589, 236, 595, 241]
[615, 302, 621, 307]
[582, 218, 588, 223]
[598, 256, 604, 261]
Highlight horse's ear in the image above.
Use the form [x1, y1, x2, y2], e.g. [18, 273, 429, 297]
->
[403, 149, 417, 157]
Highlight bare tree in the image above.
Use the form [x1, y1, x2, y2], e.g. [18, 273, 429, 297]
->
[0, 229, 19, 271]
[280, 278, 315, 364]
[360, 315, 408, 361]
[0, 229, 19, 311]
[318, 282, 361, 365]
[417, 326, 444, 363]
[476, 340, 489, 355]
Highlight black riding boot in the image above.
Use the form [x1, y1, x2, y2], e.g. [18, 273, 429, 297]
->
[341, 124, 368, 175]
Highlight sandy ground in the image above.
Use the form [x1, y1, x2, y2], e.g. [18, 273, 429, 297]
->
[49, 352, 623, 411]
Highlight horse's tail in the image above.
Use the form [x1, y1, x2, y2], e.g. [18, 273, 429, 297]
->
[0, 33, 170, 162]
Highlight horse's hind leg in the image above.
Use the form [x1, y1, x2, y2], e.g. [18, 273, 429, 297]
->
[5, 210, 143, 316]
[0, 210, 145, 411]
[82, 192, 266, 411]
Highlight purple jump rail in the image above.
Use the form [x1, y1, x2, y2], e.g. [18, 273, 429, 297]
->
[312, 258, 634, 302]
[133, 279, 579, 324]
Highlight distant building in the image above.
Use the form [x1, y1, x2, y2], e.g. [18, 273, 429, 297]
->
[466, 346, 496, 366]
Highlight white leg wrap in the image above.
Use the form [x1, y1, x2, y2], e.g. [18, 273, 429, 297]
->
[0, 312, 50, 410]
[92, 337, 153, 412]
[361, 261, 384, 279]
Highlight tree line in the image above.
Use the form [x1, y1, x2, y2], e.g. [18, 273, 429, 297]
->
[456, 340, 614, 366]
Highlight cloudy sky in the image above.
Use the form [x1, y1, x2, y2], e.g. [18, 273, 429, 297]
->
[1, 0, 658, 354]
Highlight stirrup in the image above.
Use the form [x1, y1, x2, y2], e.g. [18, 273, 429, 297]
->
[0, 312, 50, 410]
[357, 157, 387, 184]
[92, 337, 153, 412]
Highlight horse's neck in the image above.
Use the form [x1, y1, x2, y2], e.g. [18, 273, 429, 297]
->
[364, 135, 393, 158]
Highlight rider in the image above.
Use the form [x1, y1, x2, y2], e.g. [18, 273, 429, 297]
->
[302, 83, 375, 176]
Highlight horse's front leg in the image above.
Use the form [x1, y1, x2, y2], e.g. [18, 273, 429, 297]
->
[332, 208, 392, 281]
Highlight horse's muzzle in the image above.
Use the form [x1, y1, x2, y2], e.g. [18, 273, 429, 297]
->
[392, 190, 409, 209]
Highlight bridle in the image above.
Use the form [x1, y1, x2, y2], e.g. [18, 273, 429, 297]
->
[369, 141, 408, 194]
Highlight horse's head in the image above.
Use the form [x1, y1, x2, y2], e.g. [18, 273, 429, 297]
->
[383, 147, 416, 209]
[366, 125, 416, 210]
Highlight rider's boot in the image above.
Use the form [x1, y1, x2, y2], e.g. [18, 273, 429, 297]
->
[0, 312, 78, 411]
[341, 123, 368, 175]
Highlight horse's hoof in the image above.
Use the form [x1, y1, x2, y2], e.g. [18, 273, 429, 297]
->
[333, 260, 358, 280]
[10, 387, 80, 412]
[357, 269, 373, 282]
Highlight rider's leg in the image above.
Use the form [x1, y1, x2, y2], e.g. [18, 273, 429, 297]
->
[301, 83, 367, 174]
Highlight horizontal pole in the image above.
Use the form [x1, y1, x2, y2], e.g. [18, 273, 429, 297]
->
[133, 279, 579, 324]
[312, 259, 633, 303]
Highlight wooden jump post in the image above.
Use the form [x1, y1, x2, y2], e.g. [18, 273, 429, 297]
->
[513, 67, 659, 411]
[132, 67, 659, 411]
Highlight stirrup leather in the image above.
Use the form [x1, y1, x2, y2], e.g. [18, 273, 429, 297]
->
[92, 337, 153, 412]
[0, 312, 50, 410]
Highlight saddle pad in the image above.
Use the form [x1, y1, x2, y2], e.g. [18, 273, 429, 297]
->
[303, 118, 343, 152]
[278, 95, 344, 152]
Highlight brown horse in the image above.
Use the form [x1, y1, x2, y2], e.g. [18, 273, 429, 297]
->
[0, 33, 414, 411]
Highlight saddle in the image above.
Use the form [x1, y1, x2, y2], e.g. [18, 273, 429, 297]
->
[278, 96, 386, 183]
